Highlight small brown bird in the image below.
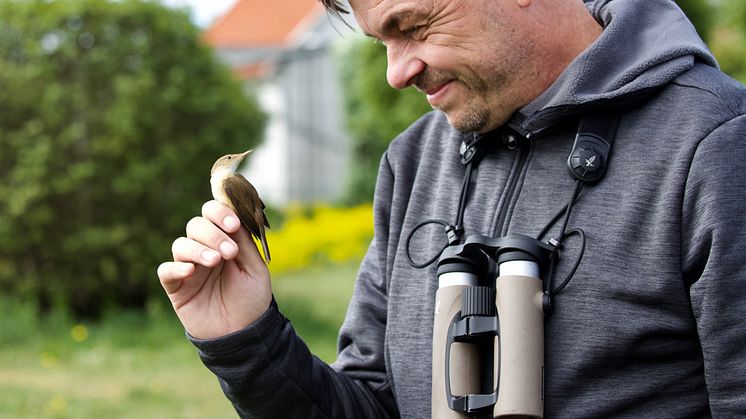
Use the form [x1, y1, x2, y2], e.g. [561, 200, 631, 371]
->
[210, 150, 271, 263]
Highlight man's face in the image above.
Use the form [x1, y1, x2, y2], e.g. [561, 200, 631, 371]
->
[350, 0, 534, 133]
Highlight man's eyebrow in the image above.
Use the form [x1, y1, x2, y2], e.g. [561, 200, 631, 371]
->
[380, 12, 404, 34]
[363, 11, 407, 40]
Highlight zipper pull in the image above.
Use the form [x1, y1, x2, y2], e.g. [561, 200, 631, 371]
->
[505, 133, 518, 150]
[460, 133, 486, 165]
[503, 127, 530, 150]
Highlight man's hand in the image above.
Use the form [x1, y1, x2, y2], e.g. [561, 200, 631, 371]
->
[157, 200, 272, 340]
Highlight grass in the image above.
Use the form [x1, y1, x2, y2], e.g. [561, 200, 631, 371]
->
[0, 262, 358, 419]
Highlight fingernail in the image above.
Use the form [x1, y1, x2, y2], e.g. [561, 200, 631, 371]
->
[202, 249, 220, 263]
[223, 216, 238, 230]
[219, 241, 236, 256]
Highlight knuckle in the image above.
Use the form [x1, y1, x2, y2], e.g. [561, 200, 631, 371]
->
[186, 216, 202, 234]
[186, 217, 225, 247]
[156, 262, 166, 278]
[172, 237, 213, 264]
[202, 200, 224, 218]
[157, 262, 173, 280]
[171, 236, 189, 256]
[201, 200, 215, 216]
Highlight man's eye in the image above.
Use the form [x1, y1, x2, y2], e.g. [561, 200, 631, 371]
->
[403, 25, 425, 39]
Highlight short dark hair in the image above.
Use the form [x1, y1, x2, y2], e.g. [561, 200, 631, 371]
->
[319, 0, 349, 17]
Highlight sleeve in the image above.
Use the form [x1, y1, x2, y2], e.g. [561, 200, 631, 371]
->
[332, 151, 397, 414]
[681, 114, 746, 415]
[188, 152, 400, 419]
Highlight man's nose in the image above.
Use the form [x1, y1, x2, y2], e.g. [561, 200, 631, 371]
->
[386, 43, 425, 90]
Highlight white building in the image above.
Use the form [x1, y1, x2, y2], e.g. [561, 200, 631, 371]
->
[203, 0, 359, 206]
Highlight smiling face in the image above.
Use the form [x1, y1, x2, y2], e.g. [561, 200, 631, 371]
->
[351, 0, 544, 133]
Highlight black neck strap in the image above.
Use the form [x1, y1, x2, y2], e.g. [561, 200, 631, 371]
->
[454, 115, 620, 241]
[406, 115, 621, 269]
[567, 114, 620, 184]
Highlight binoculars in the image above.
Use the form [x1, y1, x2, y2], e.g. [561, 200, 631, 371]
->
[432, 233, 555, 418]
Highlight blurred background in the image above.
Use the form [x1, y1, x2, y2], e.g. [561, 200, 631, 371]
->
[0, 0, 743, 417]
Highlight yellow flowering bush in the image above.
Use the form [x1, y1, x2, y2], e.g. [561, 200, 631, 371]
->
[265, 203, 374, 274]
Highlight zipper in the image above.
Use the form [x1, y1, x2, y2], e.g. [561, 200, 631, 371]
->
[492, 132, 532, 237]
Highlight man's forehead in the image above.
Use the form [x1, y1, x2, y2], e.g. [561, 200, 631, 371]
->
[350, 0, 399, 37]
[350, 0, 433, 35]
[350, 0, 433, 14]
[348, 0, 385, 13]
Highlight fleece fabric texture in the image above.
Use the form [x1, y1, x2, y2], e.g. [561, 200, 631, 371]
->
[190, 0, 746, 417]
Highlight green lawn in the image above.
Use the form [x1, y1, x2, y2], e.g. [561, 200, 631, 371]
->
[0, 262, 358, 418]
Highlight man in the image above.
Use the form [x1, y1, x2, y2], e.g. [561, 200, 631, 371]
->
[157, 0, 746, 417]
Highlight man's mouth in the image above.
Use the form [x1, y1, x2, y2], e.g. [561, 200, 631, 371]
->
[423, 80, 453, 106]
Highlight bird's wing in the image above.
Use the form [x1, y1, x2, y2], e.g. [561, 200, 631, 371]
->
[222, 174, 264, 238]
[224, 173, 271, 262]
[234, 173, 269, 228]
[236, 173, 269, 229]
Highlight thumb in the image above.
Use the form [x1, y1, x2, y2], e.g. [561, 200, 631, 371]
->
[230, 226, 268, 269]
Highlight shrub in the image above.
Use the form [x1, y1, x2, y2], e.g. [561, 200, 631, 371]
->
[266, 203, 373, 275]
[0, 0, 265, 316]
[334, 37, 431, 204]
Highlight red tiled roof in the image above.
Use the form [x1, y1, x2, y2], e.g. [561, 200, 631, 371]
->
[233, 61, 273, 79]
[203, 0, 322, 48]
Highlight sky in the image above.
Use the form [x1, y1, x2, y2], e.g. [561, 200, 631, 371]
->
[158, 0, 237, 28]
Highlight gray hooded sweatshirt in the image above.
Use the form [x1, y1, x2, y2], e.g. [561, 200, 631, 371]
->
[190, 0, 746, 417]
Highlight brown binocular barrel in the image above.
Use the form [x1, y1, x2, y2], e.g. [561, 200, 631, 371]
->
[493, 274, 544, 418]
[432, 273, 481, 418]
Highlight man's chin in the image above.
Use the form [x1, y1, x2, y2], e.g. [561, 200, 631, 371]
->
[442, 109, 490, 134]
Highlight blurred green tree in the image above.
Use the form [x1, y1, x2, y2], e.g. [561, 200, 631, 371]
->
[0, 0, 265, 316]
[675, 0, 716, 42]
[335, 38, 431, 204]
[673, 0, 746, 81]
[709, 0, 746, 82]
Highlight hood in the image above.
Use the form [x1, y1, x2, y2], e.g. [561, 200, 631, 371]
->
[509, 0, 718, 137]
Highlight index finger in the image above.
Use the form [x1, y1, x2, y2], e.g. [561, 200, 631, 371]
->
[202, 200, 241, 233]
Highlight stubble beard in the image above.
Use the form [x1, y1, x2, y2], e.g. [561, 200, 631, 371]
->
[442, 99, 490, 133]
[416, 68, 505, 134]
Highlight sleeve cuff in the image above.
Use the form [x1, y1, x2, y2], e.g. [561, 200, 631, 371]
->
[187, 298, 284, 357]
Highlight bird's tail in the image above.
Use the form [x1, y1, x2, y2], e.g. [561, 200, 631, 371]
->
[260, 231, 271, 263]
